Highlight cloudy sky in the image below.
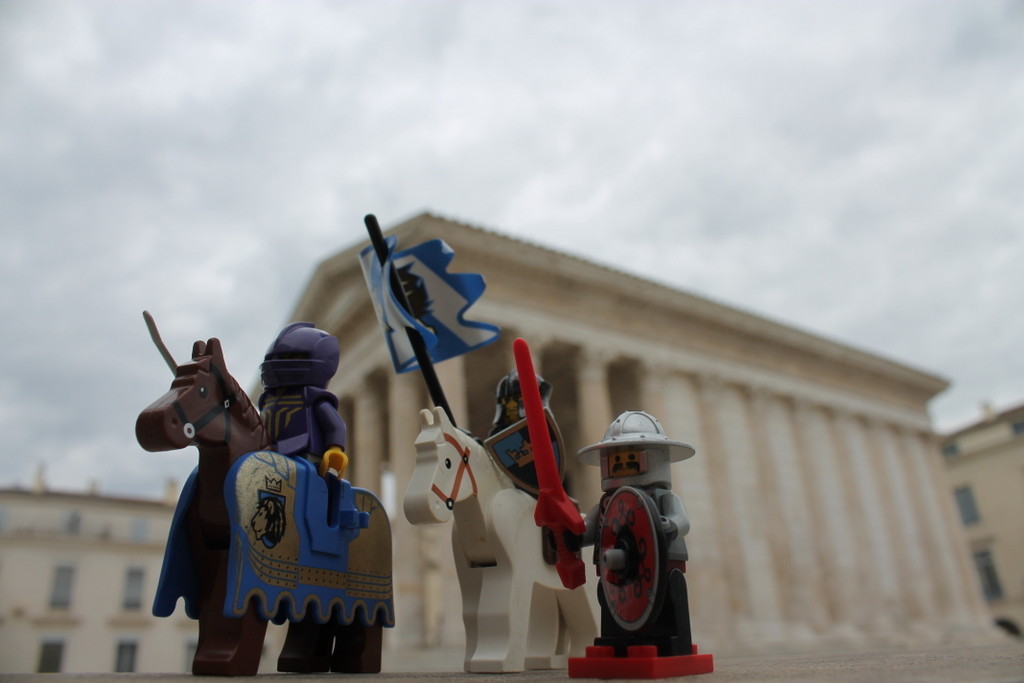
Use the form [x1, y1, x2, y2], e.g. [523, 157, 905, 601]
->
[2, 0, 1021, 498]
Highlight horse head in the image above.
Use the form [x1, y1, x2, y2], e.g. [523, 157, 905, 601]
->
[137, 336, 248, 452]
[404, 407, 482, 525]
[135, 311, 270, 461]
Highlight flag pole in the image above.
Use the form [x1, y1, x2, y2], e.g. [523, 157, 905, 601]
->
[364, 214, 456, 426]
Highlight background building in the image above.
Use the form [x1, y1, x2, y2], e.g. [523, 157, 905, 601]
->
[0, 474, 289, 674]
[0, 474, 196, 674]
[286, 212, 998, 657]
[941, 401, 1024, 638]
[2, 212, 1002, 674]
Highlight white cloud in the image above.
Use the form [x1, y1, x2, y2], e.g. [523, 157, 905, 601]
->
[2, 0, 1022, 495]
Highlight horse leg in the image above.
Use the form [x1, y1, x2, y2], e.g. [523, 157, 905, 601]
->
[330, 620, 383, 673]
[191, 547, 267, 675]
[524, 585, 566, 670]
[277, 615, 333, 673]
[453, 529, 484, 670]
[556, 582, 600, 658]
[463, 563, 529, 672]
[522, 573, 599, 668]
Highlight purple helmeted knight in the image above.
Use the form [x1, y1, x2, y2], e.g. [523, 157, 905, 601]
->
[258, 322, 348, 478]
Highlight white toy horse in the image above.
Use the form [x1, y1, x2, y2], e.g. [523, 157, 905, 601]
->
[405, 406, 599, 673]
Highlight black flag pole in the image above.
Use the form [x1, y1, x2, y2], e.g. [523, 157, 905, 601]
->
[364, 214, 456, 427]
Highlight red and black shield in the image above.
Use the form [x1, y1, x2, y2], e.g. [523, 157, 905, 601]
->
[597, 485, 667, 632]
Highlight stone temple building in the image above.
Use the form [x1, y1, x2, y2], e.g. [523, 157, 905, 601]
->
[284, 212, 995, 656]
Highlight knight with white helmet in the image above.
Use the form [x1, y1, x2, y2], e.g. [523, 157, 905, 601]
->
[574, 410, 703, 667]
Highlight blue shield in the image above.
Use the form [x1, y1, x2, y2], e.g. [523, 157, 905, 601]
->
[483, 411, 565, 496]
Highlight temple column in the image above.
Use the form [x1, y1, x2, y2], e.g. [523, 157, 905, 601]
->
[524, 333, 554, 373]
[712, 381, 785, 644]
[862, 418, 919, 634]
[386, 367, 455, 651]
[351, 376, 384, 494]
[915, 431, 994, 629]
[824, 410, 873, 634]
[636, 359, 669, 421]
[903, 429, 989, 631]
[574, 347, 614, 508]
[524, 334, 555, 412]
[661, 370, 731, 649]
[833, 411, 901, 639]
[898, 427, 954, 628]
[791, 402, 861, 640]
[693, 374, 746, 645]
[433, 354, 469, 427]
[873, 422, 939, 633]
[768, 397, 830, 638]
[745, 388, 800, 642]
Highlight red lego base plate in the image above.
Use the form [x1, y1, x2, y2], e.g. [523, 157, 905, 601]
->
[568, 644, 714, 679]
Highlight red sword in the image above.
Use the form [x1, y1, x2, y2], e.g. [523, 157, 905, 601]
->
[513, 337, 586, 590]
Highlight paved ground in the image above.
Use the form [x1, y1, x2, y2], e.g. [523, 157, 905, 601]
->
[0, 642, 1020, 682]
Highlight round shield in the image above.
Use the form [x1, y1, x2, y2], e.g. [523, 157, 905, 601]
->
[597, 485, 666, 632]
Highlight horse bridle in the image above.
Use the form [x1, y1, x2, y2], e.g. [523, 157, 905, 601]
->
[431, 432, 479, 510]
[172, 362, 238, 445]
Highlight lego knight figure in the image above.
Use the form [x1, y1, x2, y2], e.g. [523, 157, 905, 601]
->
[488, 368, 553, 437]
[482, 368, 566, 497]
[258, 322, 353, 673]
[570, 410, 713, 678]
[259, 322, 348, 478]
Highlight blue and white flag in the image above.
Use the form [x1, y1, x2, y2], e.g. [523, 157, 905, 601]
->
[359, 236, 500, 374]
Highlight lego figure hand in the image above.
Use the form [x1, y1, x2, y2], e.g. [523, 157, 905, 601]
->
[660, 515, 678, 540]
[563, 530, 583, 553]
[319, 446, 349, 479]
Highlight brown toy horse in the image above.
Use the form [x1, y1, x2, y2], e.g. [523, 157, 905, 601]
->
[136, 314, 391, 675]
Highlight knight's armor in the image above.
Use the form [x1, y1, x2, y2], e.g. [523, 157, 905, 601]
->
[488, 369, 552, 437]
[259, 322, 347, 462]
[578, 410, 697, 657]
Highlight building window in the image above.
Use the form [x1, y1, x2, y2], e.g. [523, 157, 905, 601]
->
[954, 486, 980, 525]
[123, 567, 145, 611]
[941, 442, 959, 457]
[130, 517, 148, 543]
[49, 565, 75, 609]
[37, 640, 64, 673]
[115, 640, 138, 673]
[973, 549, 1004, 601]
[1012, 420, 1024, 436]
[64, 510, 81, 535]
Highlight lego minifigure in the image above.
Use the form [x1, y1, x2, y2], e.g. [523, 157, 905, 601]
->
[136, 315, 393, 676]
[256, 322, 376, 673]
[568, 410, 713, 679]
[258, 322, 349, 478]
[404, 370, 597, 673]
[482, 369, 566, 496]
[488, 369, 551, 436]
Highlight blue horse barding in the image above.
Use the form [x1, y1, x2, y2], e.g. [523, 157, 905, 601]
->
[222, 450, 393, 627]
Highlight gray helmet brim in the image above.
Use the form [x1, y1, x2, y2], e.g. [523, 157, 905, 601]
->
[577, 434, 695, 465]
